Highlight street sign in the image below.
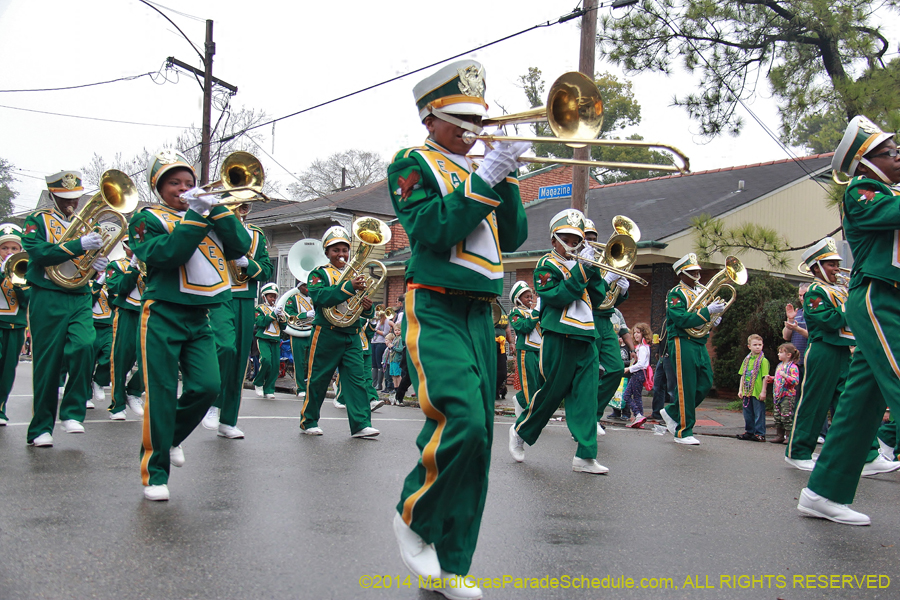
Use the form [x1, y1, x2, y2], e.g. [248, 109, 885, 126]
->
[538, 183, 573, 200]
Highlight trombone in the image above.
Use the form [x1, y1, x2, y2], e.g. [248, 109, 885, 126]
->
[196, 151, 272, 206]
[461, 72, 691, 174]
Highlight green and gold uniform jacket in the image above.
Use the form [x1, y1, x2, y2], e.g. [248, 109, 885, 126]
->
[665, 282, 713, 344]
[90, 281, 114, 326]
[359, 318, 375, 354]
[230, 223, 273, 299]
[510, 304, 542, 352]
[533, 251, 602, 342]
[388, 139, 528, 295]
[106, 258, 143, 312]
[0, 273, 29, 329]
[307, 263, 373, 335]
[22, 208, 92, 294]
[843, 176, 900, 289]
[804, 280, 854, 346]
[254, 303, 282, 340]
[128, 204, 251, 306]
[284, 290, 314, 325]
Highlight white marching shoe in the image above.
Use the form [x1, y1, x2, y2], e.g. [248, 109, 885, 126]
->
[597, 422, 605, 436]
[300, 426, 324, 436]
[217, 423, 245, 439]
[797, 487, 870, 526]
[878, 437, 896, 462]
[784, 456, 816, 471]
[28, 433, 53, 447]
[255, 386, 264, 397]
[201, 406, 219, 430]
[660, 408, 677, 435]
[351, 427, 380, 438]
[265, 393, 275, 399]
[425, 572, 484, 600]
[572, 456, 609, 474]
[91, 382, 105, 403]
[508, 425, 525, 462]
[513, 400, 523, 418]
[370, 399, 385, 412]
[126, 394, 144, 417]
[61, 420, 85, 434]
[109, 410, 126, 421]
[393, 512, 441, 579]
[169, 445, 185, 467]
[674, 435, 700, 445]
[85, 399, 95, 410]
[144, 484, 170, 501]
[861, 455, 900, 477]
[332, 398, 346, 409]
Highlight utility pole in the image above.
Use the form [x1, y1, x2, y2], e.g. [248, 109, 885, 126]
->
[571, 0, 597, 213]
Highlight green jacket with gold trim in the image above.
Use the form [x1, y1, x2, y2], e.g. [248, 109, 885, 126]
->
[0, 274, 29, 329]
[128, 204, 251, 306]
[307, 263, 373, 336]
[533, 251, 602, 343]
[254, 303, 282, 340]
[22, 208, 93, 294]
[510, 304, 542, 352]
[91, 281, 114, 326]
[665, 282, 712, 345]
[387, 139, 528, 296]
[804, 280, 854, 346]
[231, 223, 273, 299]
[106, 258, 143, 312]
[842, 175, 900, 289]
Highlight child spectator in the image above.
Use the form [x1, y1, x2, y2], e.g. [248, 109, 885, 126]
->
[737, 334, 770, 442]
[766, 343, 800, 444]
[390, 330, 404, 391]
[624, 322, 652, 428]
[382, 333, 395, 394]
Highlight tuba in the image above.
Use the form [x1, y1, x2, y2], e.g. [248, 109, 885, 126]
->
[590, 216, 642, 310]
[47, 170, 139, 289]
[322, 217, 391, 327]
[685, 256, 747, 338]
[3, 252, 29, 287]
[275, 238, 328, 337]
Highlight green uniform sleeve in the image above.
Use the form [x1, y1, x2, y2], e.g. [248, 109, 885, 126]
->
[90, 281, 102, 301]
[844, 180, 900, 230]
[22, 214, 87, 267]
[586, 272, 612, 308]
[129, 209, 211, 269]
[14, 284, 30, 308]
[255, 305, 276, 328]
[666, 287, 711, 329]
[803, 287, 846, 333]
[106, 261, 138, 298]
[534, 260, 595, 308]
[245, 227, 273, 283]
[388, 155, 506, 253]
[491, 177, 528, 252]
[284, 293, 299, 317]
[307, 267, 354, 308]
[207, 206, 252, 260]
[509, 307, 539, 335]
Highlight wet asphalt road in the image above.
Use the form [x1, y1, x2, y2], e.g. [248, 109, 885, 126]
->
[1, 362, 899, 600]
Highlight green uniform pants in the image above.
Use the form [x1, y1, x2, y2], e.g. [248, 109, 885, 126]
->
[514, 349, 541, 411]
[396, 289, 495, 576]
[211, 298, 254, 425]
[27, 286, 95, 441]
[109, 308, 144, 414]
[92, 324, 112, 387]
[663, 336, 712, 439]
[809, 280, 900, 504]
[0, 327, 25, 420]
[291, 335, 311, 393]
[595, 318, 624, 419]
[300, 326, 371, 433]
[254, 337, 280, 396]
[515, 331, 599, 459]
[139, 300, 219, 487]
[335, 349, 379, 405]
[786, 342, 849, 460]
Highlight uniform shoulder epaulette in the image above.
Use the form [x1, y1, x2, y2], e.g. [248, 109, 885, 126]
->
[247, 223, 265, 235]
[30, 208, 53, 216]
[535, 253, 554, 268]
[392, 146, 428, 162]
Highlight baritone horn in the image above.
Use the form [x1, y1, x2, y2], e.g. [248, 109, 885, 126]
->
[461, 72, 690, 174]
[47, 170, 139, 289]
[685, 256, 748, 338]
[197, 151, 272, 205]
[3, 252, 29, 287]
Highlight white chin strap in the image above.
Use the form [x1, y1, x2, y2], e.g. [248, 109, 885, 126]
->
[429, 108, 484, 135]
[860, 158, 893, 185]
[815, 260, 839, 284]
[553, 232, 583, 257]
[684, 269, 701, 282]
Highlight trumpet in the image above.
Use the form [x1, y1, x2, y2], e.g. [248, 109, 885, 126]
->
[685, 256, 747, 338]
[592, 216, 642, 309]
[796, 262, 850, 286]
[3, 252, 29, 287]
[196, 152, 272, 206]
[461, 72, 690, 174]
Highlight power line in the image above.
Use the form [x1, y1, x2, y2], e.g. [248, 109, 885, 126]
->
[0, 103, 196, 129]
[135, 0, 204, 61]
[0, 71, 157, 93]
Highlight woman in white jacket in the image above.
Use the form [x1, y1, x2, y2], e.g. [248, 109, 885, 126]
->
[624, 322, 652, 428]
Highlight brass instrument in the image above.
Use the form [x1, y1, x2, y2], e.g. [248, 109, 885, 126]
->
[591, 216, 642, 309]
[227, 208, 251, 284]
[47, 170, 139, 289]
[322, 217, 391, 327]
[796, 262, 850, 286]
[567, 236, 648, 286]
[275, 238, 328, 337]
[3, 252, 29, 287]
[462, 72, 690, 174]
[685, 256, 748, 338]
[374, 305, 396, 321]
[197, 151, 272, 205]
[492, 301, 509, 327]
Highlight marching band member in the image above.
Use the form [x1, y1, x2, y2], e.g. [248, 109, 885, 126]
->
[388, 60, 528, 596]
[299, 226, 378, 438]
[659, 253, 725, 445]
[88, 271, 113, 410]
[203, 201, 273, 437]
[130, 149, 251, 501]
[799, 117, 900, 525]
[509, 209, 608, 474]
[583, 219, 630, 434]
[0, 224, 29, 426]
[508, 281, 541, 417]
[253, 283, 282, 400]
[24, 171, 106, 446]
[105, 237, 145, 419]
[283, 281, 314, 397]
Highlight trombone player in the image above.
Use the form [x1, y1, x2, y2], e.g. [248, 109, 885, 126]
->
[0, 223, 29, 426]
[23, 171, 108, 447]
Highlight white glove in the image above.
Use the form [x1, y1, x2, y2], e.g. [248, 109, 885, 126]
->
[306, 308, 316, 319]
[478, 141, 529, 188]
[129, 254, 140, 268]
[273, 306, 285, 317]
[80, 232, 104, 251]
[96, 272, 107, 285]
[616, 277, 630, 293]
[579, 245, 596, 262]
[603, 271, 620, 285]
[92, 256, 109, 273]
[714, 316, 722, 326]
[182, 186, 212, 215]
[707, 299, 727, 315]
[234, 256, 249, 268]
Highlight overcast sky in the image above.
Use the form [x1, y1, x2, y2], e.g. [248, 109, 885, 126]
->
[0, 0, 843, 212]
